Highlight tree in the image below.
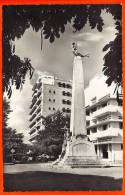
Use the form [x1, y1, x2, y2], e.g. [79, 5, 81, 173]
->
[3, 4, 122, 97]
[3, 98, 29, 162]
[3, 98, 12, 127]
[33, 111, 70, 159]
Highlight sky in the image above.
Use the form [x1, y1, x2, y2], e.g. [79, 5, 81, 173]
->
[7, 9, 117, 143]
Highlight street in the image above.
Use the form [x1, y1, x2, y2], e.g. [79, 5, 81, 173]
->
[4, 163, 123, 191]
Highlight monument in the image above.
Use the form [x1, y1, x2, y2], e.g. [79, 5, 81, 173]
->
[56, 43, 103, 167]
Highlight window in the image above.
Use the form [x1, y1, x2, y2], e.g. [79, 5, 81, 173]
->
[91, 128, 97, 133]
[121, 144, 123, 150]
[91, 107, 96, 113]
[102, 102, 107, 108]
[62, 99, 66, 104]
[62, 108, 66, 112]
[118, 99, 122, 106]
[62, 91, 72, 97]
[86, 121, 90, 127]
[58, 82, 62, 87]
[49, 107, 51, 110]
[62, 91, 66, 96]
[49, 90, 51, 93]
[109, 144, 112, 151]
[67, 108, 71, 113]
[62, 83, 66, 88]
[102, 124, 107, 130]
[49, 98, 51, 102]
[87, 129, 90, 135]
[58, 82, 72, 89]
[53, 91, 55, 94]
[67, 100, 71, 105]
[53, 99, 55, 103]
[86, 111, 90, 116]
[53, 108, 55, 110]
[67, 92, 72, 97]
[119, 122, 123, 129]
[67, 84, 72, 89]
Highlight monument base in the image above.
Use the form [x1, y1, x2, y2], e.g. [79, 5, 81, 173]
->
[57, 136, 106, 167]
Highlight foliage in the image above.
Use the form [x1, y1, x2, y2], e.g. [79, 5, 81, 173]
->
[3, 98, 29, 162]
[33, 111, 70, 158]
[3, 98, 12, 127]
[102, 6, 122, 93]
[3, 4, 122, 97]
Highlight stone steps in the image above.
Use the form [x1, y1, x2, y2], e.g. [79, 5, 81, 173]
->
[64, 157, 107, 168]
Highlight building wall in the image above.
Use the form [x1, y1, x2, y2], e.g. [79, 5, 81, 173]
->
[29, 75, 72, 142]
[85, 75, 123, 165]
[42, 80, 72, 117]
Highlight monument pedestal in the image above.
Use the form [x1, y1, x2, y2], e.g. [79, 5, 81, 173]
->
[57, 136, 105, 167]
[64, 136, 101, 167]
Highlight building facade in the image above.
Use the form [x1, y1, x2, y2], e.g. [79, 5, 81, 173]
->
[85, 76, 123, 165]
[29, 74, 123, 165]
[29, 75, 72, 142]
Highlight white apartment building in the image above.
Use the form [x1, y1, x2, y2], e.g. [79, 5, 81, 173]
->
[85, 76, 123, 165]
[29, 74, 72, 142]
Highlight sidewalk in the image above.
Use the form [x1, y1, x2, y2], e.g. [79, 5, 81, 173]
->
[4, 163, 123, 179]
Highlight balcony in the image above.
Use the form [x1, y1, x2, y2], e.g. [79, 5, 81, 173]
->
[30, 97, 37, 109]
[37, 107, 41, 114]
[97, 115, 123, 124]
[29, 105, 37, 115]
[29, 121, 36, 129]
[87, 115, 123, 129]
[29, 128, 36, 135]
[29, 132, 38, 141]
[32, 89, 37, 97]
[98, 94, 110, 103]
[37, 82, 42, 89]
[37, 114, 42, 122]
[37, 99, 41, 106]
[92, 105, 122, 118]
[29, 113, 36, 122]
[89, 128, 120, 141]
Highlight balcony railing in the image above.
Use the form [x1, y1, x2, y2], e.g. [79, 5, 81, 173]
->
[32, 89, 37, 97]
[29, 132, 37, 141]
[37, 82, 42, 89]
[30, 97, 37, 109]
[92, 105, 122, 118]
[89, 128, 120, 141]
[37, 99, 41, 106]
[29, 128, 36, 135]
[29, 113, 36, 122]
[29, 105, 37, 115]
[87, 115, 123, 129]
[29, 121, 36, 129]
[37, 91, 41, 98]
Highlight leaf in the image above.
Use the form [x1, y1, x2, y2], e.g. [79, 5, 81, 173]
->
[49, 34, 54, 43]
[103, 43, 111, 52]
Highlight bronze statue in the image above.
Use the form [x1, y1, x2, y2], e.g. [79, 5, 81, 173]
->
[72, 42, 89, 58]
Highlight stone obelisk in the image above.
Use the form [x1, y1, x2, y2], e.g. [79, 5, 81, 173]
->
[70, 55, 86, 137]
[56, 43, 101, 167]
[62, 43, 98, 166]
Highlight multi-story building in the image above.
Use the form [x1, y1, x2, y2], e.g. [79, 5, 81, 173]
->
[85, 76, 123, 165]
[29, 74, 123, 165]
[29, 74, 72, 142]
